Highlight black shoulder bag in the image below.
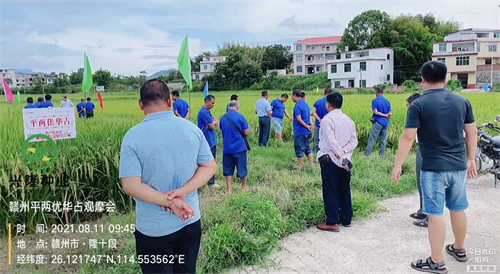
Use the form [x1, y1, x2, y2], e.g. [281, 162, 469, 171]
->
[223, 114, 251, 151]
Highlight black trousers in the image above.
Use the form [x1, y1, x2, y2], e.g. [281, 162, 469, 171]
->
[86, 112, 94, 118]
[134, 220, 202, 274]
[208, 146, 216, 184]
[258, 116, 270, 146]
[320, 163, 353, 225]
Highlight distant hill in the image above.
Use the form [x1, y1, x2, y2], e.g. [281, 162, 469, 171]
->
[14, 69, 37, 76]
[150, 69, 177, 78]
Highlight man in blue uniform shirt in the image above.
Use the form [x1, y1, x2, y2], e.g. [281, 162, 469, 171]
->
[172, 90, 190, 119]
[292, 90, 315, 167]
[24, 97, 37, 109]
[220, 100, 249, 194]
[76, 99, 86, 118]
[39, 94, 54, 108]
[312, 88, 332, 153]
[85, 97, 95, 118]
[365, 87, 391, 156]
[197, 95, 219, 187]
[270, 93, 292, 143]
[34, 97, 44, 108]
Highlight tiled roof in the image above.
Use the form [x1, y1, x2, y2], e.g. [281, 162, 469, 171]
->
[294, 36, 342, 45]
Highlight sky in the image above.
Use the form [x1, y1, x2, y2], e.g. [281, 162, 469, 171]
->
[0, 0, 499, 76]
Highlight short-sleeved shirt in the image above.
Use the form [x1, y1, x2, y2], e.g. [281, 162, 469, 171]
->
[34, 102, 41, 108]
[76, 102, 85, 114]
[255, 98, 271, 117]
[119, 111, 214, 237]
[39, 101, 54, 108]
[24, 104, 37, 109]
[405, 88, 475, 172]
[85, 102, 95, 112]
[173, 98, 189, 118]
[293, 99, 311, 136]
[270, 98, 285, 119]
[197, 106, 217, 147]
[371, 96, 391, 127]
[220, 110, 249, 154]
[313, 97, 328, 127]
[61, 100, 73, 108]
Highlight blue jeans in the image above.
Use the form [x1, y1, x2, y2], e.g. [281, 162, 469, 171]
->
[258, 117, 271, 146]
[294, 134, 312, 158]
[365, 122, 388, 156]
[320, 163, 352, 225]
[208, 145, 216, 185]
[421, 170, 468, 216]
[313, 126, 320, 153]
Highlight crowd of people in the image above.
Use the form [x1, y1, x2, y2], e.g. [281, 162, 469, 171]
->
[114, 60, 477, 274]
[23, 94, 95, 118]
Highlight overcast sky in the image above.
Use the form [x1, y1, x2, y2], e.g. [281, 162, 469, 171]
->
[0, 0, 498, 76]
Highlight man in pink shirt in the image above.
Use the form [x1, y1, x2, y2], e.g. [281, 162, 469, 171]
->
[316, 92, 358, 232]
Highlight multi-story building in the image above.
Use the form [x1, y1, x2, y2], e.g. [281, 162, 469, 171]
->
[293, 36, 342, 75]
[45, 74, 57, 84]
[0, 69, 17, 87]
[326, 47, 394, 89]
[431, 28, 500, 89]
[15, 73, 26, 87]
[192, 55, 227, 81]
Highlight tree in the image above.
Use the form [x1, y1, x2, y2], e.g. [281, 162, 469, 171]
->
[33, 76, 44, 93]
[93, 69, 112, 87]
[205, 51, 263, 90]
[338, 10, 392, 52]
[70, 68, 84, 84]
[415, 13, 461, 41]
[261, 44, 293, 72]
[5, 78, 12, 85]
[139, 71, 148, 78]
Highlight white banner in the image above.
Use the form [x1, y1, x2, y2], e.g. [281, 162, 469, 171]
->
[96, 86, 105, 91]
[22, 107, 77, 142]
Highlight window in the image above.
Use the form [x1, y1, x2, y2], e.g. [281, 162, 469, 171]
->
[296, 55, 303, 61]
[331, 64, 337, 73]
[359, 80, 366, 88]
[360, 62, 366, 71]
[195, 75, 199, 80]
[203, 65, 207, 70]
[334, 81, 341, 88]
[486, 58, 492, 65]
[386, 74, 390, 82]
[381, 64, 383, 70]
[327, 55, 335, 60]
[344, 63, 351, 72]
[346, 53, 351, 59]
[316, 65, 322, 72]
[296, 66, 303, 73]
[387, 54, 390, 60]
[437, 58, 445, 63]
[456, 56, 470, 66]
[494, 32, 500, 38]
[296, 45, 302, 51]
[489, 44, 498, 52]
[438, 44, 447, 52]
[316, 56, 324, 61]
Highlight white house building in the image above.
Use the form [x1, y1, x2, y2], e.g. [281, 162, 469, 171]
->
[0, 69, 17, 87]
[327, 47, 394, 88]
[192, 55, 227, 81]
[293, 36, 342, 75]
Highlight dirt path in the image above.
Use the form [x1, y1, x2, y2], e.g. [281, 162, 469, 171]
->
[229, 175, 500, 274]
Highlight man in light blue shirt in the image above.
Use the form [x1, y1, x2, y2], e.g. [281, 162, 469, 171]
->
[255, 90, 272, 146]
[119, 79, 217, 274]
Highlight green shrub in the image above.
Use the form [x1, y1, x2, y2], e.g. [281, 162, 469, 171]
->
[445, 79, 462, 92]
[403, 80, 416, 89]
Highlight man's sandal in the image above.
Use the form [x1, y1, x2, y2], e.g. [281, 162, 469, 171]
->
[410, 257, 448, 274]
[413, 219, 428, 228]
[410, 212, 427, 220]
[446, 244, 468, 262]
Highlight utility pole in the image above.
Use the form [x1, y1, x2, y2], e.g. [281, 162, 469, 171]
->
[358, 69, 363, 88]
[488, 43, 497, 89]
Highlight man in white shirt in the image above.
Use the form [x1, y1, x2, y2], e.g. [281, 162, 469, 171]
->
[316, 92, 358, 232]
[60, 96, 73, 108]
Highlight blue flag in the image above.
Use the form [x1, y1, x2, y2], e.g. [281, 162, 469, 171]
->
[202, 81, 208, 97]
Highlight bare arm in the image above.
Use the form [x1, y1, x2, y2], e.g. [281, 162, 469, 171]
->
[373, 109, 389, 117]
[312, 107, 321, 122]
[267, 110, 272, 116]
[243, 129, 249, 138]
[295, 115, 309, 129]
[393, 128, 418, 167]
[121, 177, 175, 208]
[284, 110, 292, 120]
[463, 123, 477, 160]
[174, 110, 181, 118]
[185, 109, 190, 120]
[206, 123, 216, 130]
[176, 160, 217, 195]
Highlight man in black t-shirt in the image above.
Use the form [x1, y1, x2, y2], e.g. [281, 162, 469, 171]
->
[391, 61, 477, 274]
